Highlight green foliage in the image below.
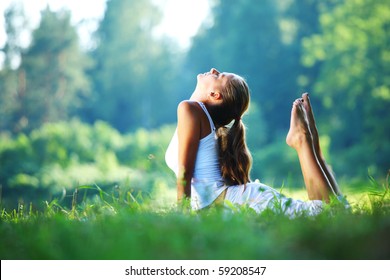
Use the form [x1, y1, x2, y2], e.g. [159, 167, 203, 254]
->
[251, 136, 303, 187]
[0, 120, 176, 209]
[0, 57, 20, 132]
[302, 0, 390, 178]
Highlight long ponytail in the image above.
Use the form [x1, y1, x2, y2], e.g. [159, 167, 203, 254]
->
[217, 119, 252, 186]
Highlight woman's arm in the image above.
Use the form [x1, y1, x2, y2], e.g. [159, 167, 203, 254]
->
[177, 101, 201, 204]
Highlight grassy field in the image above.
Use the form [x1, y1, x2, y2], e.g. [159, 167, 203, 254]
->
[1, 180, 389, 260]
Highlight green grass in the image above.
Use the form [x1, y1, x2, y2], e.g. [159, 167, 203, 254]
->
[1, 180, 389, 260]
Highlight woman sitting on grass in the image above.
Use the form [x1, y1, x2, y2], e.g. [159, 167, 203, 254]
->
[165, 68, 347, 217]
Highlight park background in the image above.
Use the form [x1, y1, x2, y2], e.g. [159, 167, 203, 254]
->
[0, 0, 389, 260]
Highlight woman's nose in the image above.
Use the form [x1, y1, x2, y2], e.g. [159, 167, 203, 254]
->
[210, 68, 220, 75]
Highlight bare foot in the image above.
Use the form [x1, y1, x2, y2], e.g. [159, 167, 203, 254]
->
[286, 99, 311, 149]
[301, 93, 321, 156]
[302, 93, 340, 195]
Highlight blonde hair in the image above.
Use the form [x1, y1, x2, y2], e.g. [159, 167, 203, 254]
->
[214, 74, 252, 186]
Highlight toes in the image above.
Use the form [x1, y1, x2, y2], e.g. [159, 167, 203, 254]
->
[293, 98, 303, 105]
[292, 99, 306, 116]
[297, 100, 305, 113]
[292, 99, 304, 116]
[302, 92, 311, 105]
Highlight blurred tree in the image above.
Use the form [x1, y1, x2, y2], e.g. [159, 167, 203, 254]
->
[0, 68, 19, 132]
[302, 0, 390, 177]
[1, 2, 29, 69]
[88, 0, 179, 132]
[18, 7, 91, 132]
[0, 4, 27, 132]
[1, 7, 91, 133]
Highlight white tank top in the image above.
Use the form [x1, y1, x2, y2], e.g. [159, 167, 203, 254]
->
[165, 101, 227, 210]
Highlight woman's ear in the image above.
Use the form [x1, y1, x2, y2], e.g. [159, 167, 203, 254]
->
[210, 91, 222, 100]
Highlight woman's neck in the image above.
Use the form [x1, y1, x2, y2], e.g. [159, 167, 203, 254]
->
[189, 90, 207, 102]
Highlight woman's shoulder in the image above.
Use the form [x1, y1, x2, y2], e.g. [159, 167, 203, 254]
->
[177, 100, 202, 118]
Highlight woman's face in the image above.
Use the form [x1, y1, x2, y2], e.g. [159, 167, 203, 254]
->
[195, 68, 234, 96]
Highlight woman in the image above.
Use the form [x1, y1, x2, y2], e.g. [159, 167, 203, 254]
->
[165, 68, 345, 217]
